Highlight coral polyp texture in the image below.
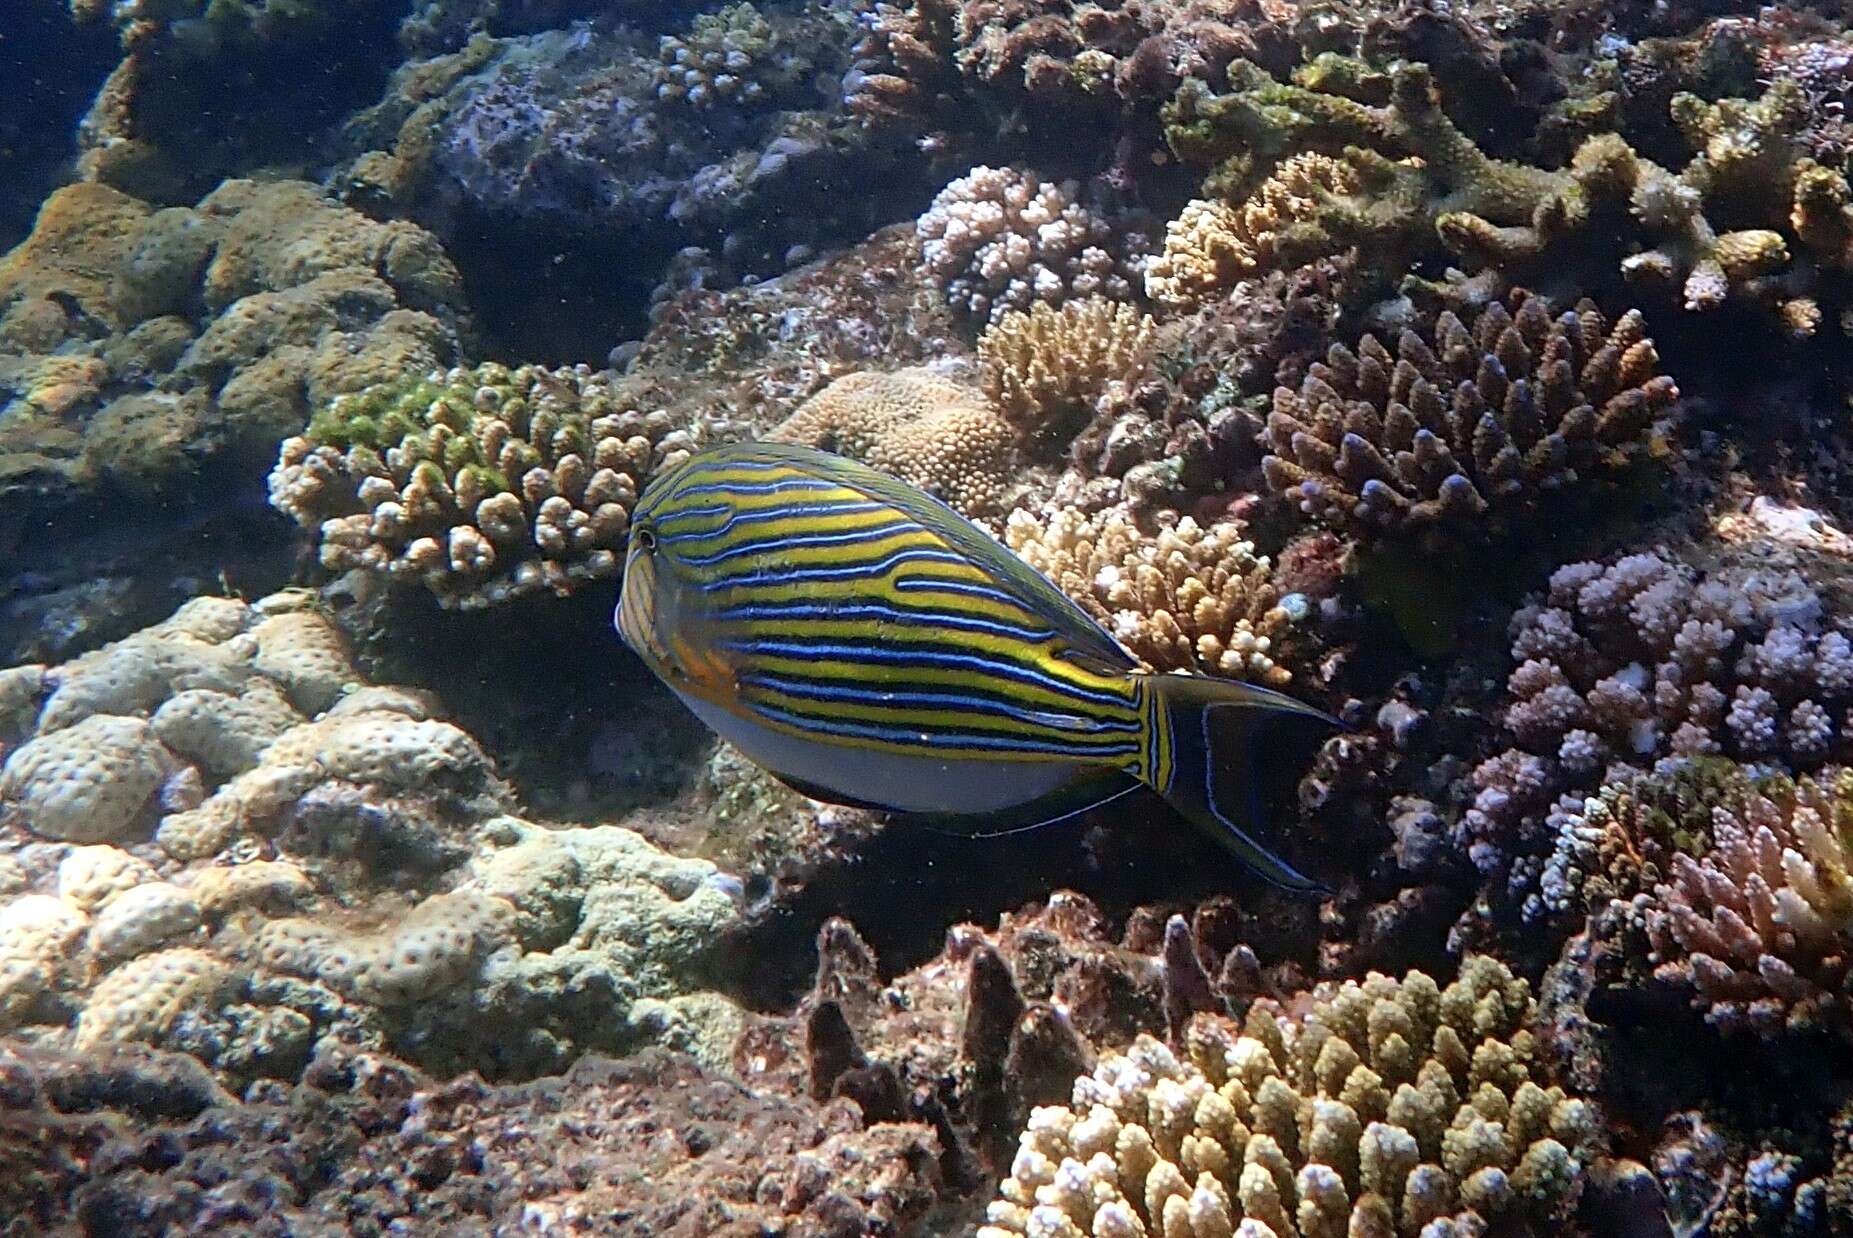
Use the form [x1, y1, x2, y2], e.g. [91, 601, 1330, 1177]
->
[766, 366, 1021, 515]
[1260, 291, 1677, 547]
[1004, 506, 1297, 686]
[271, 363, 705, 608]
[915, 166, 1151, 325]
[1146, 155, 1368, 311]
[1466, 551, 1853, 869]
[1644, 767, 1853, 1040]
[980, 298, 1157, 454]
[978, 957, 1599, 1238]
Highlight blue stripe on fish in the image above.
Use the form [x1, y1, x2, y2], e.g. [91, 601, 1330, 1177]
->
[616, 441, 1339, 895]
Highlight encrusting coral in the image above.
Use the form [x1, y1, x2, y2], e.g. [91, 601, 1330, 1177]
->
[0, 178, 466, 537]
[915, 166, 1151, 325]
[1260, 290, 1678, 547]
[977, 956, 1601, 1238]
[980, 298, 1157, 454]
[766, 367, 1022, 515]
[270, 363, 707, 608]
[0, 593, 749, 1083]
[1004, 507, 1298, 686]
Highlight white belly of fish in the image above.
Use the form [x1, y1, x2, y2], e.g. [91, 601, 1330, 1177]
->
[675, 688, 1083, 814]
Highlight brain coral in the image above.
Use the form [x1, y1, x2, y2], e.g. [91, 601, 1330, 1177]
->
[1004, 507, 1297, 686]
[766, 367, 1021, 515]
[1260, 291, 1678, 548]
[271, 363, 704, 608]
[978, 957, 1600, 1238]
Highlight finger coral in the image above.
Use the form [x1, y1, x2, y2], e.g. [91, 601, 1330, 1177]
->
[915, 166, 1151, 325]
[1644, 766, 1853, 1039]
[1260, 290, 1678, 548]
[766, 367, 1021, 515]
[1003, 507, 1298, 686]
[977, 957, 1601, 1238]
[980, 298, 1157, 453]
[271, 363, 705, 608]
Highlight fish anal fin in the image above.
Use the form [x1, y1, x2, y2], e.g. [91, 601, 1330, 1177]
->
[1147, 674, 1338, 896]
[773, 765, 1146, 839]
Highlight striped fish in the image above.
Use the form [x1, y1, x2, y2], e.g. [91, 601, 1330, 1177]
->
[616, 442, 1335, 893]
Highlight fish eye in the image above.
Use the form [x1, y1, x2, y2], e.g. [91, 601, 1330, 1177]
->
[633, 525, 657, 553]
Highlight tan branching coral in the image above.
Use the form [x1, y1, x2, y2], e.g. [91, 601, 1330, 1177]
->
[1146, 156, 1366, 310]
[1004, 508, 1296, 686]
[1646, 767, 1853, 1039]
[978, 957, 1599, 1238]
[1260, 291, 1677, 547]
[270, 363, 704, 608]
[766, 367, 1020, 515]
[980, 299, 1156, 453]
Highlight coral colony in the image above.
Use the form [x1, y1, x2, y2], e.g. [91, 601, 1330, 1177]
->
[10, 0, 1853, 1231]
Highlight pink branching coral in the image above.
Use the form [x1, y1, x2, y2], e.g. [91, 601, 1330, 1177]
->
[914, 166, 1151, 325]
[1645, 768, 1853, 1039]
[1463, 551, 1853, 871]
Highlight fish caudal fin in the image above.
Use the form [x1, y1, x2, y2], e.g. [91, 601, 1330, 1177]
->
[1143, 673, 1338, 896]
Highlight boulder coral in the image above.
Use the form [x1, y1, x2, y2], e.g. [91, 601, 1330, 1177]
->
[0, 178, 467, 541]
[766, 367, 1022, 515]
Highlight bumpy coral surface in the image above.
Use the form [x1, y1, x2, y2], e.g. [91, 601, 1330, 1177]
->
[271, 362, 706, 607]
[1261, 291, 1677, 547]
[1466, 551, 1853, 870]
[767, 367, 1021, 515]
[980, 298, 1157, 454]
[1005, 507, 1297, 685]
[0, 178, 467, 608]
[979, 957, 1599, 1238]
[916, 166, 1151, 325]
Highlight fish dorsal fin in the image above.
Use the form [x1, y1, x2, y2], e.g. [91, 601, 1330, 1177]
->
[720, 441, 1136, 674]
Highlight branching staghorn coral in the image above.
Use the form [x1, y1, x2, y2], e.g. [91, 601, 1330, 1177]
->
[270, 363, 705, 608]
[977, 957, 1601, 1238]
[1464, 551, 1853, 873]
[915, 166, 1151, 325]
[980, 298, 1156, 454]
[1644, 766, 1853, 1040]
[765, 367, 1021, 515]
[1003, 507, 1297, 686]
[1259, 291, 1678, 548]
[1166, 58, 1853, 337]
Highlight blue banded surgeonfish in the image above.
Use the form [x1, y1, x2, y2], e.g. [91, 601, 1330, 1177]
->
[615, 441, 1337, 893]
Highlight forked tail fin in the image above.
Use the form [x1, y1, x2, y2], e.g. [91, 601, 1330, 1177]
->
[1142, 673, 1339, 895]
